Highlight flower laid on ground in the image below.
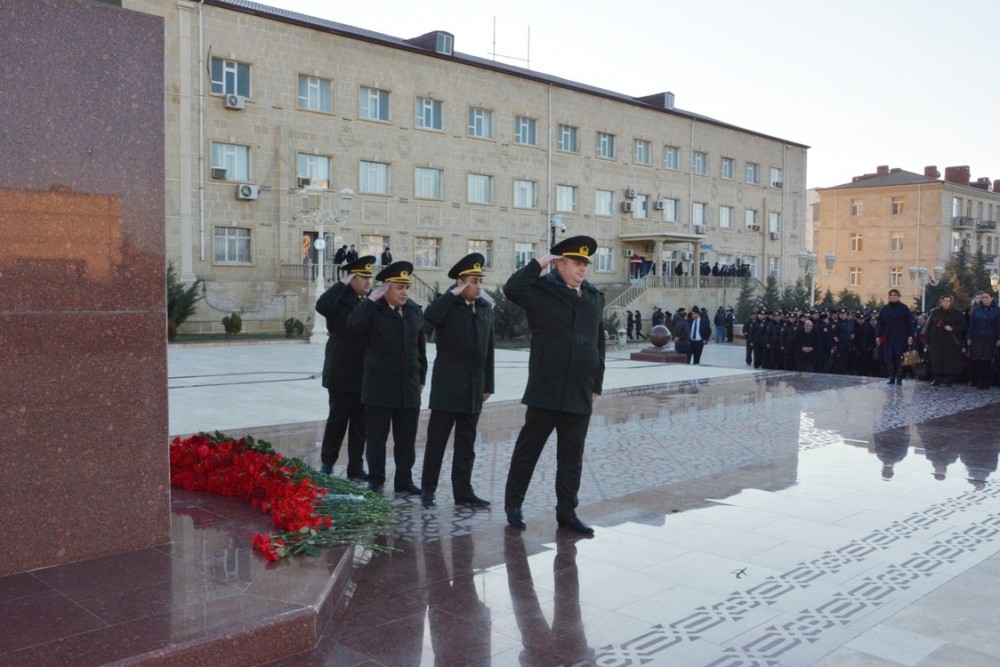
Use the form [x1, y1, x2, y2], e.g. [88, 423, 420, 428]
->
[170, 432, 397, 561]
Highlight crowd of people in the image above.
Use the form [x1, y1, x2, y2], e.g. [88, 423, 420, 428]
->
[668, 261, 753, 277]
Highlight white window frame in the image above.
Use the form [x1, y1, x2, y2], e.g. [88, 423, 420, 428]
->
[513, 179, 536, 209]
[468, 106, 493, 138]
[359, 160, 390, 194]
[415, 96, 442, 130]
[360, 234, 386, 258]
[210, 142, 250, 181]
[214, 226, 252, 263]
[297, 153, 330, 189]
[514, 115, 536, 145]
[414, 167, 442, 199]
[595, 247, 614, 273]
[664, 145, 680, 170]
[890, 234, 904, 252]
[634, 139, 651, 165]
[359, 86, 390, 121]
[770, 167, 783, 186]
[693, 202, 708, 226]
[746, 162, 759, 184]
[892, 197, 905, 215]
[556, 184, 577, 213]
[769, 211, 781, 234]
[297, 74, 331, 112]
[514, 242, 535, 269]
[210, 57, 250, 97]
[596, 132, 615, 159]
[851, 199, 863, 216]
[744, 208, 759, 230]
[850, 267, 862, 287]
[414, 236, 441, 268]
[467, 173, 493, 204]
[662, 198, 679, 223]
[850, 233, 863, 252]
[693, 151, 708, 175]
[633, 194, 649, 219]
[890, 267, 903, 287]
[558, 124, 578, 152]
[467, 239, 493, 268]
[595, 189, 614, 217]
[719, 205, 733, 228]
[721, 157, 734, 180]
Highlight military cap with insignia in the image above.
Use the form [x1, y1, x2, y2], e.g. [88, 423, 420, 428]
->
[376, 260, 414, 284]
[448, 252, 486, 279]
[344, 255, 377, 277]
[550, 235, 597, 264]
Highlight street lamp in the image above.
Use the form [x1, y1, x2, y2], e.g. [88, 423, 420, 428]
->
[307, 187, 354, 344]
[549, 214, 565, 251]
[908, 265, 943, 312]
[798, 250, 836, 308]
[992, 273, 1000, 294]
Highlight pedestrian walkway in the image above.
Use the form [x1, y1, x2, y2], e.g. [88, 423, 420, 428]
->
[5, 339, 1000, 665]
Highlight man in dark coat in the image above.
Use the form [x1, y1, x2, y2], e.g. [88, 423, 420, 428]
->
[502, 235, 605, 535]
[420, 253, 495, 509]
[380, 246, 392, 266]
[345, 244, 358, 263]
[876, 288, 915, 384]
[347, 261, 427, 494]
[316, 255, 375, 480]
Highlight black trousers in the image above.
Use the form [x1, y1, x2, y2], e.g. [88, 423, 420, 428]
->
[321, 389, 366, 476]
[364, 404, 419, 488]
[504, 406, 590, 518]
[421, 410, 480, 498]
[686, 339, 705, 364]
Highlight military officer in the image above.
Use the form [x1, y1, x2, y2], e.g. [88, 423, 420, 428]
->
[346, 261, 427, 494]
[502, 235, 605, 536]
[316, 255, 375, 480]
[419, 253, 495, 509]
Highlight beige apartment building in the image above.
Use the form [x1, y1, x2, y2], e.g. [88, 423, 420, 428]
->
[815, 165, 1000, 309]
[126, 0, 808, 332]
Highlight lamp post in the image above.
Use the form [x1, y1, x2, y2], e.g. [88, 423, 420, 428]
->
[549, 214, 565, 251]
[908, 265, 943, 313]
[797, 250, 836, 308]
[307, 187, 354, 344]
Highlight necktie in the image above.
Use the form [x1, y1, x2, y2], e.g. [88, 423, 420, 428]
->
[692, 320, 699, 341]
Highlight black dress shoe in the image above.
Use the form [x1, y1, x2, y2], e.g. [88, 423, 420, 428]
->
[320, 463, 333, 475]
[395, 483, 422, 496]
[366, 481, 384, 492]
[347, 470, 370, 482]
[505, 508, 526, 529]
[455, 495, 491, 509]
[886, 376, 896, 385]
[557, 516, 595, 536]
[420, 490, 436, 508]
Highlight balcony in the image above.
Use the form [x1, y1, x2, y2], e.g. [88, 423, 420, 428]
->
[976, 219, 998, 232]
[982, 254, 998, 264]
[953, 216, 976, 229]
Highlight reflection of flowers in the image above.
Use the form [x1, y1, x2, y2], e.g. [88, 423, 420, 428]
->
[170, 432, 396, 562]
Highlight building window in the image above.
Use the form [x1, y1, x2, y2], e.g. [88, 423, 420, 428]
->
[360, 234, 386, 258]
[719, 205, 733, 228]
[693, 151, 708, 175]
[890, 234, 904, 251]
[892, 197, 905, 215]
[693, 202, 708, 226]
[951, 231, 961, 252]
[634, 139, 651, 165]
[297, 75, 331, 112]
[770, 167, 783, 187]
[953, 197, 962, 217]
[664, 145, 680, 170]
[746, 162, 759, 184]
[467, 173, 493, 204]
[359, 86, 390, 121]
[210, 57, 250, 97]
[890, 267, 903, 287]
[514, 242, 534, 269]
[214, 226, 251, 263]
[436, 32, 453, 55]
[850, 267, 862, 287]
[633, 194, 649, 219]
[595, 247, 613, 273]
[556, 184, 577, 213]
[721, 157, 734, 180]
[595, 189, 614, 217]
[514, 116, 537, 145]
[210, 142, 250, 181]
[297, 153, 330, 189]
[850, 233, 863, 252]
[414, 236, 441, 268]
[415, 97, 443, 130]
[768, 257, 781, 278]
[851, 199, 863, 216]
[744, 208, 759, 230]
[558, 124, 578, 152]
[513, 179, 536, 208]
[467, 239, 493, 268]
[359, 160, 390, 194]
[662, 198, 679, 222]
[414, 167, 442, 199]
[468, 107, 493, 138]
[596, 132, 615, 159]
[769, 211, 781, 234]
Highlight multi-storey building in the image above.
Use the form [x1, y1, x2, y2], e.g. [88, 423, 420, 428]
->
[127, 0, 808, 332]
[815, 165, 1000, 308]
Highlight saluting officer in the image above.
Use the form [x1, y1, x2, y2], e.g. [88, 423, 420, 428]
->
[503, 235, 605, 536]
[419, 253, 495, 509]
[347, 261, 427, 495]
[316, 255, 375, 481]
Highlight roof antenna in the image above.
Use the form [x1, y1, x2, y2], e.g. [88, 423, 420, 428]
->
[489, 16, 530, 69]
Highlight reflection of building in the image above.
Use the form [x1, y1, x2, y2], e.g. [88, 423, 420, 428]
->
[815, 165, 1000, 304]
[0, 187, 123, 282]
[124, 0, 808, 332]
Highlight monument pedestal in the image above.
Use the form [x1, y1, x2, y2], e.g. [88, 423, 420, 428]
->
[630, 345, 688, 363]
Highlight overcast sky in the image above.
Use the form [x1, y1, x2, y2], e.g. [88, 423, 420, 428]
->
[265, 0, 1000, 190]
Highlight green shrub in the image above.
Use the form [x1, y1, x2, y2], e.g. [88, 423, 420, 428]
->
[166, 261, 203, 341]
[283, 317, 305, 337]
[222, 312, 243, 338]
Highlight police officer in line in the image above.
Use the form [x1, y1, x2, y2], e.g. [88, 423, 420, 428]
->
[502, 235, 605, 536]
[316, 255, 375, 481]
[346, 261, 427, 494]
[419, 253, 495, 510]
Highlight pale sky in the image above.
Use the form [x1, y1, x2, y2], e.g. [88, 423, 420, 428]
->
[265, 0, 1000, 189]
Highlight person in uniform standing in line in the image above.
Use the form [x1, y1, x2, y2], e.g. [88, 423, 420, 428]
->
[420, 253, 495, 509]
[347, 261, 427, 494]
[502, 236, 605, 536]
[316, 255, 375, 481]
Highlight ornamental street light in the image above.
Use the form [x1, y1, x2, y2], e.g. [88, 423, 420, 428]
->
[908, 265, 943, 312]
[303, 187, 354, 344]
[798, 250, 836, 308]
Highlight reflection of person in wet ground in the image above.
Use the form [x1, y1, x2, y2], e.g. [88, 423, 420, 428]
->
[872, 433, 909, 480]
[923, 439, 959, 480]
[424, 533, 491, 662]
[959, 440, 1000, 490]
[504, 534, 594, 665]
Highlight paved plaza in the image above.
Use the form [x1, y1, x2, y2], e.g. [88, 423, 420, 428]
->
[5, 339, 1000, 665]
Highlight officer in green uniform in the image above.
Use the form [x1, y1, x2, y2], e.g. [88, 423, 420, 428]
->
[420, 253, 495, 509]
[347, 261, 427, 494]
[316, 255, 375, 480]
[503, 236, 605, 535]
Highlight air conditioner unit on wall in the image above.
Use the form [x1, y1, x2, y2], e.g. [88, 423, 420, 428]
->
[210, 167, 227, 180]
[681, 251, 693, 261]
[623, 249, 634, 257]
[694, 224, 706, 235]
[297, 177, 311, 188]
[654, 199, 666, 210]
[225, 93, 245, 110]
[621, 201, 634, 213]
[236, 183, 259, 200]
[624, 187, 637, 198]
[770, 232, 780, 240]
[772, 181, 783, 188]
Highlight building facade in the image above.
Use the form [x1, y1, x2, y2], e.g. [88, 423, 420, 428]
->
[127, 0, 809, 332]
[815, 165, 1000, 307]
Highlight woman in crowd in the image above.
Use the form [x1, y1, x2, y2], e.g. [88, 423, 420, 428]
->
[922, 294, 967, 386]
[966, 291, 1000, 389]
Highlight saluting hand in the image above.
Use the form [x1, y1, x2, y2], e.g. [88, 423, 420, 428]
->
[450, 282, 469, 297]
[537, 253, 558, 267]
[369, 284, 390, 301]
[340, 272, 354, 285]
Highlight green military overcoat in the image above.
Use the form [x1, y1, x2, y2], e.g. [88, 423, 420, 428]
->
[315, 280, 365, 393]
[346, 297, 427, 409]
[424, 292, 495, 414]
